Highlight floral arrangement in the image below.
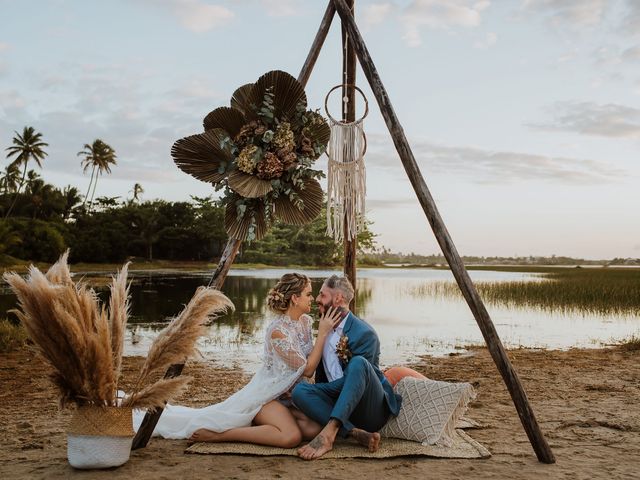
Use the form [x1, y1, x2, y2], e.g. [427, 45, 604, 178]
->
[3, 251, 234, 411]
[336, 334, 352, 365]
[172, 70, 330, 241]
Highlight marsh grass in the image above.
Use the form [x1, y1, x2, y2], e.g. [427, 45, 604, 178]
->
[0, 318, 28, 353]
[618, 334, 640, 351]
[411, 268, 640, 315]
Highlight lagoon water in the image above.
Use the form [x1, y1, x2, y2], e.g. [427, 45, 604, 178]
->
[2, 267, 638, 372]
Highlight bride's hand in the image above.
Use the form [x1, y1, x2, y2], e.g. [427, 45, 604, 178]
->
[318, 307, 343, 337]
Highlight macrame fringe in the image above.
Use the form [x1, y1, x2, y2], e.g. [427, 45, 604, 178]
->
[326, 119, 366, 243]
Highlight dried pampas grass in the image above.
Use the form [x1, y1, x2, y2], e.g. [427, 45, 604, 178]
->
[122, 376, 191, 411]
[4, 252, 114, 407]
[127, 287, 234, 404]
[3, 251, 234, 411]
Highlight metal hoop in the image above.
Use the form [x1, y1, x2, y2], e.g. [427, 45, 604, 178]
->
[324, 84, 369, 125]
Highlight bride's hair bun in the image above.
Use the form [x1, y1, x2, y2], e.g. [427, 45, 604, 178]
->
[267, 273, 310, 313]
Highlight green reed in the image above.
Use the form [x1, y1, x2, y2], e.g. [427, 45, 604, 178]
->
[411, 268, 640, 316]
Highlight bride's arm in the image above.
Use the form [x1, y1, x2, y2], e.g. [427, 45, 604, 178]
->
[301, 307, 342, 377]
[270, 330, 307, 370]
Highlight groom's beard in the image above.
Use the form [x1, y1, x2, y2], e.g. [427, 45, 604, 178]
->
[317, 301, 333, 315]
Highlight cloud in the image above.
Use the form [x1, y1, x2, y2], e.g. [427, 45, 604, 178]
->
[622, 0, 640, 36]
[367, 198, 416, 210]
[473, 31, 497, 49]
[0, 61, 225, 192]
[0, 89, 26, 116]
[400, 0, 490, 47]
[259, 0, 304, 17]
[622, 45, 640, 62]
[0, 42, 9, 52]
[140, 0, 234, 32]
[528, 101, 640, 139]
[363, 133, 625, 185]
[591, 43, 640, 68]
[362, 3, 393, 28]
[521, 0, 608, 29]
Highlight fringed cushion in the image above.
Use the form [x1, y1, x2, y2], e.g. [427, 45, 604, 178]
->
[380, 377, 476, 446]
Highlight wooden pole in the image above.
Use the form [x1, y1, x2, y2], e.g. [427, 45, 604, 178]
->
[131, 239, 241, 449]
[131, 5, 336, 451]
[299, 2, 336, 87]
[341, 0, 357, 312]
[331, 0, 555, 464]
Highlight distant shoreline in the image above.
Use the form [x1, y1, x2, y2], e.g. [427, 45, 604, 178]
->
[2, 258, 638, 276]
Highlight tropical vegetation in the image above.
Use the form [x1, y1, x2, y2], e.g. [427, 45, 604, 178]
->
[0, 126, 377, 267]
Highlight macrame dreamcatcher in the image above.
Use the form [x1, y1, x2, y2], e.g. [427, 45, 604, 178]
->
[325, 84, 369, 243]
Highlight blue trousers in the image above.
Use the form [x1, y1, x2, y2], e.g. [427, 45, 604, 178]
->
[292, 356, 390, 438]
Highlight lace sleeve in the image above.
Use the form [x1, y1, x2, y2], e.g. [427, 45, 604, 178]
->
[270, 329, 306, 370]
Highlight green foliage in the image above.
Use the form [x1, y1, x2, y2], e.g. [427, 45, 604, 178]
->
[240, 208, 378, 266]
[411, 267, 640, 316]
[0, 220, 21, 255]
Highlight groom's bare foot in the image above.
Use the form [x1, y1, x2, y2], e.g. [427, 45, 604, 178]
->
[350, 428, 381, 453]
[189, 428, 221, 442]
[297, 434, 333, 460]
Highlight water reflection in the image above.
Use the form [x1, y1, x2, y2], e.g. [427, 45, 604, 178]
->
[1, 268, 638, 373]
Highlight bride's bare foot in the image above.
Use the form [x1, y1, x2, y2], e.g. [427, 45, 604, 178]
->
[350, 428, 381, 453]
[297, 433, 333, 460]
[189, 428, 222, 442]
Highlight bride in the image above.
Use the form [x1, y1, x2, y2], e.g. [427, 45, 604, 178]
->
[133, 273, 341, 447]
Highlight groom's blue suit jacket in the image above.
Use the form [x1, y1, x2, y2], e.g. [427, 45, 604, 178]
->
[315, 311, 402, 416]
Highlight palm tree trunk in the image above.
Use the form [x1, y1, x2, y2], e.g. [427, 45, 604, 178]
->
[89, 172, 99, 210]
[82, 165, 96, 210]
[4, 163, 27, 219]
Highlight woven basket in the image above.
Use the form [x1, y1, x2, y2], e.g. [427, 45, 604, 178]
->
[67, 406, 134, 469]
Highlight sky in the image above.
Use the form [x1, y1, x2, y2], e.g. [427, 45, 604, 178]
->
[1, 0, 639, 260]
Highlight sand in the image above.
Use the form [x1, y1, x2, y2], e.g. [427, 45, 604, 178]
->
[1, 346, 639, 479]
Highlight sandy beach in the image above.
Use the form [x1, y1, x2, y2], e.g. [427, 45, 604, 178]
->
[1, 346, 638, 479]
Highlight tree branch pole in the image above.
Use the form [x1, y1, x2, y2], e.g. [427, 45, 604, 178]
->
[331, 0, 555, 464]
[131, 237, 242, 450]
[341, 0, 357, 312]
[132, 3, 337, 451]
[298, 2, 336, 87]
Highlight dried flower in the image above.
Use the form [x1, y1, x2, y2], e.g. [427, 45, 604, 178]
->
[237, 145, 259, 174]
[299, 136, 314, 157]
[256, 152, 284, 180]
[273, 122, 295, 151]
[335, 335, 352, 365]
[280, 151, 298, 170]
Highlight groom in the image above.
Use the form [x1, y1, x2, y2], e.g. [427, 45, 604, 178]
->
[292, 275, 402, 460]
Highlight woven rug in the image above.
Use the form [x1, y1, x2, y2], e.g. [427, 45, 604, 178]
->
[185, 429, 490, 459]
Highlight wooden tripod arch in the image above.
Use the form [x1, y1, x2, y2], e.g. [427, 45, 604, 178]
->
[133, 0, 556, 464]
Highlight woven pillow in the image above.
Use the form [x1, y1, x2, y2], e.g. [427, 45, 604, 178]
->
[380, 377, 476, 446]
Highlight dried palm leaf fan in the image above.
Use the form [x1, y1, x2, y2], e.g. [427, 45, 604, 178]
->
[325, 84, 369, 242]
[172, 70, 330, 241]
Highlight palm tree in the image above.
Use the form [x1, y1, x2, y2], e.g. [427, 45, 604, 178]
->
[78, 139, 117, 210]
[131, 183, 144, 202]
[4, 126, 48, 218]
[62, 186, 82, 221]
[0, 162, 21, 195]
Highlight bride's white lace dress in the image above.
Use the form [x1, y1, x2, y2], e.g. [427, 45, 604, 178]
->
[133, 314, 314, 439]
